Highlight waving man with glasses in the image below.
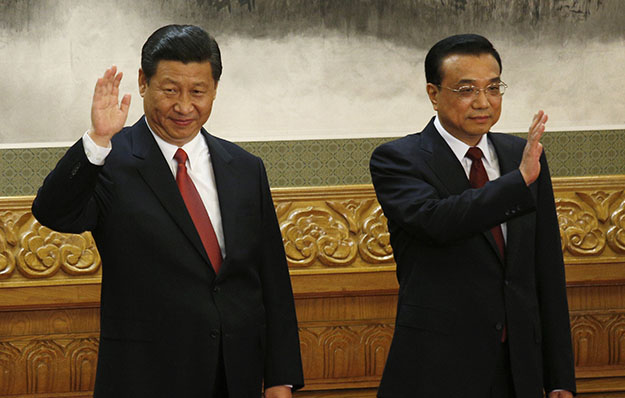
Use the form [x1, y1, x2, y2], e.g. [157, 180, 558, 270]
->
[370, 34, 576, 398]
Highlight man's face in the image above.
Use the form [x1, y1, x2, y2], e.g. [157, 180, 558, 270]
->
[139, 60, 217, 146]
[426, 53, 502, 146]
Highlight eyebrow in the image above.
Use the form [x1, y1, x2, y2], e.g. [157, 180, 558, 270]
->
[456, 77, 501, 85]
[160, 78, 210, 87]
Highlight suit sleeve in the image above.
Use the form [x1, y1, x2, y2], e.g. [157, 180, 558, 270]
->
[32, 139, 112, 233]
[534, 154, 577, 394]
[370, 141, 536, 245]
[257, 159, 305, 391]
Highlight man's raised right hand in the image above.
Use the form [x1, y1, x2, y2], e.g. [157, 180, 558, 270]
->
[89, 66, 131, 147]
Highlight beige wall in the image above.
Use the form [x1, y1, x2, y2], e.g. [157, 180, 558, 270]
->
[1, 0, 624, 146]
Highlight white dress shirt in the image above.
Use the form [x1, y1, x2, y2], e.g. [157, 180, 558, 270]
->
[433, 115, 507, 241]
[82, 122, 226, 258]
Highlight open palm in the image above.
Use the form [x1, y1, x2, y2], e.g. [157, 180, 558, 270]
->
[90, 65, 131, 146]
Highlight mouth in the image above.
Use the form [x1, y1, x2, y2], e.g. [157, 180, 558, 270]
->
[470, 116, 491, 123]
[170, 118, 194, 127]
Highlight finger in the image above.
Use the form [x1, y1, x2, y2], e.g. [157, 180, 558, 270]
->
[528, 115, 542, 140]
[103, 66, 117, 95]
[120, 94, 131, 115]
[113, 71, 123, 88]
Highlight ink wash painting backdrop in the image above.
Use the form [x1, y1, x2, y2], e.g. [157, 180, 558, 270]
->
[0, 0, 624, 146]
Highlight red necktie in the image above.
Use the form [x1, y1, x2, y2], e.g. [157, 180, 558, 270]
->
[466, 147, 505, 257]
[174, 148, 222, 273]
[466, 146, 507, 341]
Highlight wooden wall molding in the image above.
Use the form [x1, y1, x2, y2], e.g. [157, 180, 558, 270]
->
[2, 175, 625, 397]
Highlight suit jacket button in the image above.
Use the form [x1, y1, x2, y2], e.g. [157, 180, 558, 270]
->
[504, 280, 510, 286]
[213, 286, 220, 293]
[210, 330, 219, 339]
[495, 322, 503, 331]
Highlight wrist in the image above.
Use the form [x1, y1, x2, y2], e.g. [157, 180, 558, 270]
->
[88, 127, 112, 148]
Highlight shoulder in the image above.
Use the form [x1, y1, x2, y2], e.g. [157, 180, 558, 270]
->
[373, 133, 422, 158]
[205, 133, 266, 172]
[488, 132, 526, 150]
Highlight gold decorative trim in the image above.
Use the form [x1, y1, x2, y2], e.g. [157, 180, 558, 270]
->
[1, 176, 625, 288]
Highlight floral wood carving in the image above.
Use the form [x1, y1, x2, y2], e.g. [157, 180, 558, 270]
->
[280, 207, 358, 267]
[15, 215, 100, 279]
[0, 211, 19, 279]
[326, 199, 374, 234]
[576, 190, 623, 223]
[607, 199, 625, 254]
[359, 206, 393, 264]
[556, 199, 606, 256]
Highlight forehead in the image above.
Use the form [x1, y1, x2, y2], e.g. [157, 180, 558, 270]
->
[153, 60, 215, 84]
[439, 53, 501, 84]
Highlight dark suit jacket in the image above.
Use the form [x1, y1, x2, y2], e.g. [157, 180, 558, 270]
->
[32, 117, 304, 398]
[370, 119, 575, 398]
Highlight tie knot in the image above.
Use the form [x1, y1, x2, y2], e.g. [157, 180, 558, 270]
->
[174, 148, 188, 166]
[466, 147, 484, 162]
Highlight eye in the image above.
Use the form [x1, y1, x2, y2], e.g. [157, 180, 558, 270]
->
[486, 85, 501, 95]
[457, 86, 475, 96]
[162, 87, 177, 94]
[192, 90, 206, 95]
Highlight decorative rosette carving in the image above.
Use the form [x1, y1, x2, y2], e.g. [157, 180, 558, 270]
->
[608, 200, 625, 254]
[16, 215, 100, 278]
[556, 199, 606, 256]
[281, 207, 357, 267]
[359, 206, 393, 264]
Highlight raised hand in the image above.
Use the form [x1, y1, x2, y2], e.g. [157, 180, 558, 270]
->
[519, 110, 548, 186]
[89, 66, 131, 147]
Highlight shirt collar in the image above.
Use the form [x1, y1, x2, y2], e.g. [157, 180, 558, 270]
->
[433, 115, 495, 166]
[145, 118, 209, 171]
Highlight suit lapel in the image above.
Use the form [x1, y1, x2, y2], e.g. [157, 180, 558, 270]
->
[202, 130, 240, 273]
[131, 119, 212, 267]
[420, 120, 471, 196]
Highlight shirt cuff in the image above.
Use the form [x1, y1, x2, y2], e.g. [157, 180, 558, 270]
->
[82, 131, 112, 165]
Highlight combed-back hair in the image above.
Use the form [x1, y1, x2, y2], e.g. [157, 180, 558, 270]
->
[425, 34, 501, 85]
[141, 24, 222, 83]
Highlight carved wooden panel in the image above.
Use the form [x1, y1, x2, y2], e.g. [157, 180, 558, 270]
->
[0, 202, 101, 288]
[0, 308, 100, 396]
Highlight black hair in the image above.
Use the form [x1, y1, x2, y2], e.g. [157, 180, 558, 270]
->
[424, 34, 502, 85]
[141, 24, 222, 83]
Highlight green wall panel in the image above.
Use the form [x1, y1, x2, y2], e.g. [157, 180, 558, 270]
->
[1, 129, 624, 197]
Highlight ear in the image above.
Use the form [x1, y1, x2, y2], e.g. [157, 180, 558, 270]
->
[138, 68, 147, 98]
[426, 83, 440, 111]
[213, 81, 218, 100]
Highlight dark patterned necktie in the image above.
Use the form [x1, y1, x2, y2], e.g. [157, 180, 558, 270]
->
[174, 148, 222, 273]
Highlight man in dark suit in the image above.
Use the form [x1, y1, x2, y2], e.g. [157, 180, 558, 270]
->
[370, 34, 576, 398]
[32, 25, 303, 398]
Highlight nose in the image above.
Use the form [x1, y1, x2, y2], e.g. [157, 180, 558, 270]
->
[472, 88, 490, 108]
[174, 92, 193, 114]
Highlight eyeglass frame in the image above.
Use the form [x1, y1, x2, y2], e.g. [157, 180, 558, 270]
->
[437, 81, 508, 99]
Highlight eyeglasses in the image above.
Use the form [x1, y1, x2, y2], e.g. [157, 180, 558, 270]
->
[438, 81, 507, 99]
